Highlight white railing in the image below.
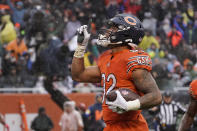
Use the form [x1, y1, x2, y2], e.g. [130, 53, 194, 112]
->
[0, 87, 189, 94]
[0, 87, 41, 93]
[0, 87, 104, 93]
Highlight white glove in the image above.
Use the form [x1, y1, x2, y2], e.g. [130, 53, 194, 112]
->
[106, 90, 128, 111]
[74, 25, 90, 58]
[108, 105, 126, 114]
[77, 25, 90, 47]
[106, 90, 141, 112]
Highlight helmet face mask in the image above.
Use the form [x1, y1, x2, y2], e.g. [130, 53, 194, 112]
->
[97, 26, 119, 47]
[97, 13, 145, 47]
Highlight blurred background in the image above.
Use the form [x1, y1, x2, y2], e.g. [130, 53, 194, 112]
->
[0, 0, 196, 131]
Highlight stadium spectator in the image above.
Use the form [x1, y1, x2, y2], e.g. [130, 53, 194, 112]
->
[78, 103, 89, 131]
[171, 61, 191, 87]
[162, 18, 171, 36]
[139, 30, 160, 50]
[6, 0, 25, 27]
[185, 60, 197, 80]
[90, 39, 100, 58]
[152, 58, 171, 89]
[142, 12, 157, 36]
[124, 0, 142, 16]
[167, 26, 182, 48]
[0, 1, 9, 10]
[5, 66, 21, 87]
[31, 107, 54, 131]
[59, 101, 84, 131]
[0, 113, 9, 131]
[63, 12, 81, 51]
[0, 14, 16, 44]
[182, 5, 194, 25]
[36, 36, 69, 78]
[105, 0, 119, 19]
[85, 93, 105, 131]
[192, 21, 197, 43]
[173, 14, 186, 37]
[84, 51, 97, 67]
[6, 33, 27, 61]
[147, 44, 160, 59]
[184, 22, 195, 45]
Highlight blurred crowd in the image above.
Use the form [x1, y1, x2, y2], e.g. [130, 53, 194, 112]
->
[0, 0, 197, 91]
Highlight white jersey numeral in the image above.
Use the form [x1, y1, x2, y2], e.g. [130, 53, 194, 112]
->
[101, 74, 117, 103]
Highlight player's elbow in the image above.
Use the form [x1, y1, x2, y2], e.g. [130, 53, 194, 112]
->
[71, 74, 81, 82]
[71, 72, 85, 82]
[71, 69, 80, 82]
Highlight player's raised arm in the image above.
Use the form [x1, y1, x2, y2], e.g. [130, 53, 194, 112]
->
[178, 98, 197, 131]
[131, 69, 162, 109]
[71, 25, 101, 83]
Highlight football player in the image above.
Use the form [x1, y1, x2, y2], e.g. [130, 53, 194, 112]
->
[179, 79, 197, 131]
[71, 13, 162, 131]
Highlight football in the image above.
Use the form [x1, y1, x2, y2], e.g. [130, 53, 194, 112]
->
[106, 88, 140, 102]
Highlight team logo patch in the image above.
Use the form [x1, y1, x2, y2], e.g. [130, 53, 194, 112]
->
[121, 90, 129, 95]
[124, 16, 137, 26]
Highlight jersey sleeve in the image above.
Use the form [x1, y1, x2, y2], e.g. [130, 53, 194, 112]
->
[190, 79, 197, 100]
[126, 51, 152, 76]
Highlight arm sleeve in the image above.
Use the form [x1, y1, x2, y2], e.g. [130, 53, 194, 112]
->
[152, 37, 160, 49]
[126, 51, 152, 77]
[176, 102, 186, 114]
[47, 117, 54, 129]
[59, 114, 66, 131]
[21, 41, 28, 54]
[167, 32, 172, 37]
[159, 105, 166, 124]
[148, 106, 160, 115]
[76, 111, 84, 127]
[6, 42, 13, 51]
[6, 0, 16, 11]
[31, 117, 37, 129]
[63, 24, 69, 42]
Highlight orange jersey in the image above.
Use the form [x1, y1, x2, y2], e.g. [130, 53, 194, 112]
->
[98, 48, 152, 126]
[190, 79, 197, 99]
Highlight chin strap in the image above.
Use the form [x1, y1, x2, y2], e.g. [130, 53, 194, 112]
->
[97, 34, 111, 47]
[97, 33, 136, 47]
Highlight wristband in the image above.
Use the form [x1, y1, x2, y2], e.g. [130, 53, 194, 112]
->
[126, 99, 141, 111]
[74, 45, 86, 58]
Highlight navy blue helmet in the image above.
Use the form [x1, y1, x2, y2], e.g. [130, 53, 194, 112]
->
[97, 13, 145, 47]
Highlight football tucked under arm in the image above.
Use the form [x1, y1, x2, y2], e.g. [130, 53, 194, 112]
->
[106, 88, 141, 111]
[106, 88, 140, 101]
[125, 51, 162, 109]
